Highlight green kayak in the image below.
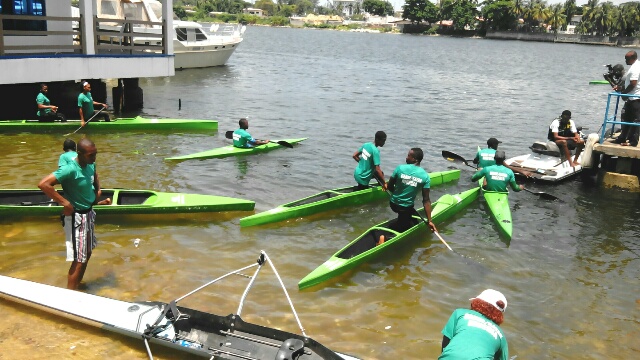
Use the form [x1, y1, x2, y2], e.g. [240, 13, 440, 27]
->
[240, 170, 461, 227]
[298, 186, 480, 290]
[0, 189, 254, 217]
[165, 138, 307, 161]
[0, 116, 217, 132]
[478, 177, 512, 239]
[589, 80, 610, 85]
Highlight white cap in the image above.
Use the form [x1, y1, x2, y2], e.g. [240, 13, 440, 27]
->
[470, 289, 507, 312]
[82, 81, 89, 86]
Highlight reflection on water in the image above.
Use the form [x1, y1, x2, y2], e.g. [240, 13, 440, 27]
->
[0, 27, 638, 359]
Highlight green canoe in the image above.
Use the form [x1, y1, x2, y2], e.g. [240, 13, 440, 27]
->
[165, 138, 307, 161]
[298, 186, 480, 290]
[0, 116, 217, 132]
[240, 169, 461, 227]
[0, 189, 254, 217]
[589, 80, 610, 85]
[478, 176, 512, 239]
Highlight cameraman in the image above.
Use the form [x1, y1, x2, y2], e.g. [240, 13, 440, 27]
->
[613, 51, 640, 147]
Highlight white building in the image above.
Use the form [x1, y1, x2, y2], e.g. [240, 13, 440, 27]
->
[333, 0, 363, 17]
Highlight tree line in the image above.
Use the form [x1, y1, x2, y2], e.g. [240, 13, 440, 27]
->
[404, 0, 640, 35]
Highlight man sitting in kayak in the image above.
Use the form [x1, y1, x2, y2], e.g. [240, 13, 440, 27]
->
[353, 131, 386, 190]
[233, 118, 269, 148]
[473, 137, 500, 169]
[380, 148, 436, 245]
[471, 151, 524, 193]
[474, 137, 534, 178]
[548, 110, 584, 167]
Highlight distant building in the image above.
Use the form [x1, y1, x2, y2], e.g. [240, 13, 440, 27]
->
[333, 0, 363, 17]
[290, 14, 344, 27]
[243, 8, 264, 17]
[565, 15, 582, 34]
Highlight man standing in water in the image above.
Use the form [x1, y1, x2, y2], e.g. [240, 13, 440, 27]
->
[384, 148, 436, 240]
[353, 131, 386, 190]
[39, 138, 101, 290]
[233, 118, 269, 148]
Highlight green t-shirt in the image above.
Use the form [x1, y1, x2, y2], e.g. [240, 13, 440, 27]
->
[233, 128, 255, 148]
[475, 148, 496, 168]
[58, 151, 77, 168]
[53, 161, 96, 211]
[389, 164, 430, 207]
[471, 164, 521, 192]
[78, 92, 94, 117]
[36, 92, 51, 116]
[354, 142, 381, 186]
[439, 308, 508, 360]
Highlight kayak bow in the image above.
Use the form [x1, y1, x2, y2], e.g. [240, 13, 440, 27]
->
[165, 138, 307, 161]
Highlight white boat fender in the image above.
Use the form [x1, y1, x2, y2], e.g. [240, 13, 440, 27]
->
[581, 133, 600, 168]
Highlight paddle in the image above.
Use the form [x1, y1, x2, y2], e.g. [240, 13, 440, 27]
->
[523, 188, 560, 201]
[442, 150, 476, 169]
[369, 171, 454, 252]
[63, 107, 106, 136]
[224, 130, 293, 148]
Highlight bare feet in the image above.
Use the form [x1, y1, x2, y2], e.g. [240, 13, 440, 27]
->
[97, 198, 112, 205]
[81, 121, 86, 127]
[376, 235, 385, 246]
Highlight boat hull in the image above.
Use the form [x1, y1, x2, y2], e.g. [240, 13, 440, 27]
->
[298, 187, 480, 290]
[239, 170, 461, 227]
[481, 187, 512, 239]
[165, 138, 307, 161]
[0, 275, 358, 360]
[174, 38, 242, 69]
[505, 152, 582, 182]
[0, 116, 217, 132]
[0, 189, 254, 217]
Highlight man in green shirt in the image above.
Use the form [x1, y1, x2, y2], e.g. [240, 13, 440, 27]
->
[439, 289, 509, 360]
[36, 83, 66, 122]
[471, 151, 524, 192]
[473, 137, 500, 169]
[233, 118, 269, 148]
[387, 148, 437, 234]
[39, 138, 103, 290]
[353, 131, 386, 190]
[78, 81, 109, 127]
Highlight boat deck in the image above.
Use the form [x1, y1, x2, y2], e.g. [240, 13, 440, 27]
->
[594, 136, 640, 159]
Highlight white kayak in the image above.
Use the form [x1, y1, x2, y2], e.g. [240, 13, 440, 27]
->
[0, 251, 359, 360]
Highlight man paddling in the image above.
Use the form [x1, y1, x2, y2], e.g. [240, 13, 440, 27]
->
[78, 81, 109, 127]
[233, 118, 269, 148]
[471, 151, 524, 193]
[381, 148, 436, 245]
[353, 131, 386, 190]
[39, 138, 102, 290]
[473, 137, 500, 169]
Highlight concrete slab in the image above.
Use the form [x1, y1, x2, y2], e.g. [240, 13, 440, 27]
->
[594, 137, 640, 159]
[601, 172, 640, 191]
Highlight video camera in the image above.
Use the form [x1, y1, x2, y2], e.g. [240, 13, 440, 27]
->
[603, 64, 624, 87]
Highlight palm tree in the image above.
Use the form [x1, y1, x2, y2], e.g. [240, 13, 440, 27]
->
[591, 2, 615, 36]
[563, 0, 577, 31]
[547, 4, 566, 33]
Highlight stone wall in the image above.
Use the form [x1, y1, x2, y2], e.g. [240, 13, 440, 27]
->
[486, 31, 640, 47]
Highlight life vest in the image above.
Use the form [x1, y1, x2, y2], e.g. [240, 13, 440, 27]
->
[548, 118, 573, 141]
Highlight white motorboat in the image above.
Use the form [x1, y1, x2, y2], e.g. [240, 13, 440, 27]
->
[504, 130, 599, 183]
[96, 0, 244, 69]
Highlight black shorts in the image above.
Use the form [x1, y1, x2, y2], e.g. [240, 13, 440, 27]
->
[566, 139, 578, 150]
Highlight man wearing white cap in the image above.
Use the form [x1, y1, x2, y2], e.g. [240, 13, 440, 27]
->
[439, 289, 509, 360]
[78, 81, 109, 127]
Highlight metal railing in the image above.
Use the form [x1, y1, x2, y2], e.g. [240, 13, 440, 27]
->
[599, 92, 640, 143]
[0, 14, 82, 55]
[94, 16, 166, 55]
[0, 14, 167, 56]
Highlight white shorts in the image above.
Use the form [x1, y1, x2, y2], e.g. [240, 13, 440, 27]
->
[63, 209, 97, 263]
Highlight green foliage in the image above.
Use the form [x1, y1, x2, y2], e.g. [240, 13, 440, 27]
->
[255, 0, 275, 16]
[269, 16, 291, 26]
[424, 26, 438, 34]
[402, 0, 439, 24]
[481, 0, 516, 31]
[363, 0, 394, 16]
[174, 5, 188, 20]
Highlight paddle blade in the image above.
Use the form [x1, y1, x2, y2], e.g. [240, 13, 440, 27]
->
[276, 140, 294, 149]
[442, 150, 469, 165]
[537, 192, 560, 201]
[225, 131, 234, 139]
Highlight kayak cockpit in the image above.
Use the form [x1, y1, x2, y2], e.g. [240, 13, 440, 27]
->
[283, 184, 379, 208]
[335, 217, 421, 259]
